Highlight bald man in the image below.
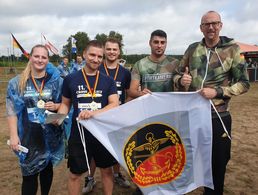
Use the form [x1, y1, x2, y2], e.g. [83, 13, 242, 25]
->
[173, 11, 249, 195]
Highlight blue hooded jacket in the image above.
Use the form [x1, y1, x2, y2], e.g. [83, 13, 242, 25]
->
[6, 63, 64, 176]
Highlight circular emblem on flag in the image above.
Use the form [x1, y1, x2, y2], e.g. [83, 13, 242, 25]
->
[123, 123, 186, 187]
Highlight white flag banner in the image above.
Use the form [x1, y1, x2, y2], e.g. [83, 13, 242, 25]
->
[71, 37, 77, 54]
[79, 92, 213, 195]
[42, 34, 59, 55]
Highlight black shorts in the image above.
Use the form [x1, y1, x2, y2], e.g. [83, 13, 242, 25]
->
[67, 135, 117, 175]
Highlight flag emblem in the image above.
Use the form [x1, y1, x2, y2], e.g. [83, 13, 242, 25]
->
[123, 123, 186, 187]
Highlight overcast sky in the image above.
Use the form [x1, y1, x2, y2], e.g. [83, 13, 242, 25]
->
[0, 0, 257, 56]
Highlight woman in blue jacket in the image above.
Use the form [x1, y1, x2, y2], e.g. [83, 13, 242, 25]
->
[6, 44, 64, 195]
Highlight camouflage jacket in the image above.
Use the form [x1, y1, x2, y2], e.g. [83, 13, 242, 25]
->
[174, 36, 250, 112]
[131, 56, 179, 92]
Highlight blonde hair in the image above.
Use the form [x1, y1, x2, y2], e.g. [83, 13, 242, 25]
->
[19, 45, 49, 94]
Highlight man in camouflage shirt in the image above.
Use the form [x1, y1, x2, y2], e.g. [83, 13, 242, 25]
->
[128, 29, 179, 98]
[128, 30, 179, 195]
[174, 11, 250, 195]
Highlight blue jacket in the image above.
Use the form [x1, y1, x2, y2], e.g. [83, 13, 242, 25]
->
[57, 62, 72, 78]
[6, 63, 64, 176]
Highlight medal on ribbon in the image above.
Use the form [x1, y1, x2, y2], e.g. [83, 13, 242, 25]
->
[31, 73, 47, 109]
[82, 69, 99, 111]
[37, 99, 45, 109]
[89, 101, 98, 111]
[104, 62, 119, 81]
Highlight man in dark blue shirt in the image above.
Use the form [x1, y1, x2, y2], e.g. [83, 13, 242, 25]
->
[83, 38, 131, 193]
[99, 38, 131, 104]
[58, 40, 119, 195]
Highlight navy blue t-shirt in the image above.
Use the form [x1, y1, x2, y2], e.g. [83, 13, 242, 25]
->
[62, 70, 117, 142]
[99, 64, 131, 104]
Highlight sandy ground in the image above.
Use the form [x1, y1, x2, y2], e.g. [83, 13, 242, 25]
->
[0, 82, 257, 195]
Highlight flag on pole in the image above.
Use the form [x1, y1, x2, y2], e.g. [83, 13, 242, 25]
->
[79, 92, 213, 195]
[11, 33, 30, 59]
[13, 39, 19, 49]
[71, 37, 77, 54]
[42, 34, 59, 55]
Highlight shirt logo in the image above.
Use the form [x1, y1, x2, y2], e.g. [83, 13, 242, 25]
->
[142, 73, 172, 82]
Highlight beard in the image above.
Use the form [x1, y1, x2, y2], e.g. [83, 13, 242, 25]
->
[153, 50, 164, 58]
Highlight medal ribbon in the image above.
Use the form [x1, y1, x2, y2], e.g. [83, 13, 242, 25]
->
[104, 62, 119, 80]
[82, 69, 99, 99]
[31, 73, 47, 98]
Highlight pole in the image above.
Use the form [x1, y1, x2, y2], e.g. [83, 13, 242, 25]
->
[11, 34, 15, 73]
[7, 48, 9, 65]
[10, 34, 13, 68]
[7, 47, 10, 76]
[70, 37, 72, 62]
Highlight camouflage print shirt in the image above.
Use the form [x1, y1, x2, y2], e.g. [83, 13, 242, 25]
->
[174, 36, 250, 112]
[131, 56, 179, 92]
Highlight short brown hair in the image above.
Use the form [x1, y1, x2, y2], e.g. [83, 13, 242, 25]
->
[85, 40, 103, 52]
[105, 38, 122, 50]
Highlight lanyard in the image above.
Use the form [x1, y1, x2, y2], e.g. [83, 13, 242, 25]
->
[104, 62, 119, 81]
[81, 69, 99, 99]
[31, 73, 47, 98]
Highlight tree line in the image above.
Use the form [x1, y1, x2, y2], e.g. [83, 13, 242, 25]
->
[0, 31, 182, 66]
[63, 31, 123, 59]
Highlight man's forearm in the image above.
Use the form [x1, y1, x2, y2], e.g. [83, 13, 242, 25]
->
[58, 103, 70, 115]
[128, 89, 143, 98]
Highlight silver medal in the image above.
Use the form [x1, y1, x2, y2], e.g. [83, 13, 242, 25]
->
[37, 99, 45, 109]
[89, 101, 98, 111]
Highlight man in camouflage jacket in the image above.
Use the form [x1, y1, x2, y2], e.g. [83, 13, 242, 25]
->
[174, 11, 250, 195]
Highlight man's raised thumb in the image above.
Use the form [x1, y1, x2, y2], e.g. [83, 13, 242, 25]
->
[184, 67, 189, 74]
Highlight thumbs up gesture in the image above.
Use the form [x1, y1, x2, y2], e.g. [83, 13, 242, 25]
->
[180, 67, 192, 87]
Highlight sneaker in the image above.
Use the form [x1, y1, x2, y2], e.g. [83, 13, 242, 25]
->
[82, 177, 96, 194]
[114, 172, 130, 188]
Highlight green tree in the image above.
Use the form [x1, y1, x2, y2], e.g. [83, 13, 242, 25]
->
[49, 54, 61, 66]
[74, 32, 90, 55]
[95, 31, 124, 48]
[95, 33, 108, 45]
[62, 32, 90, 60]
[63, 31, 124, 59]
[62, 36, 72, 58]
[95, 31, 125, 55]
